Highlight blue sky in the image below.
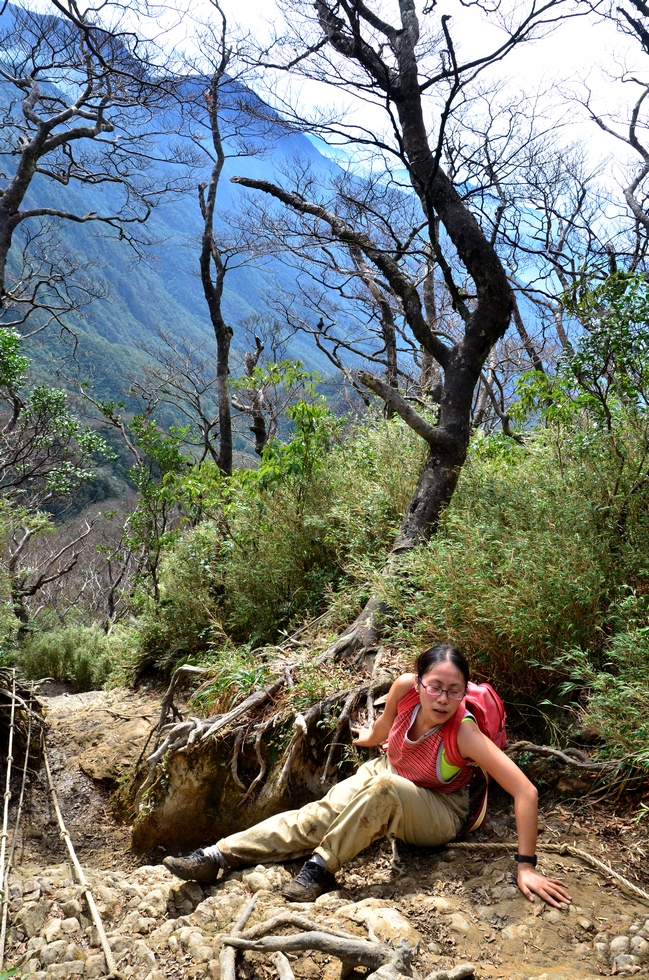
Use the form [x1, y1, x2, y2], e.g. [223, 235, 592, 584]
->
[183, 0, 641, 173]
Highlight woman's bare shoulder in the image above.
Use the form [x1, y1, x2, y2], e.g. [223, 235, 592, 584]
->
[389, 673, 417, 697]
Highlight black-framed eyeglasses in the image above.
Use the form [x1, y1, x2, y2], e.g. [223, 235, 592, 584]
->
[417, 680, 465, 701]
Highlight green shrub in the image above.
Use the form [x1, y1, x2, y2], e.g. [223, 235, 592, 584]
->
[134, 520, 227, 675]
[17, 623, 134, 691]
[554, 623, 649, 772]
[220, 416, 424, 642]
[378, 429, 615, 692]
[133, 416, 424, 674]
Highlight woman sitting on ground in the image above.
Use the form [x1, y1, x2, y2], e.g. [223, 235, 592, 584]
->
[163, 644, 571, 907]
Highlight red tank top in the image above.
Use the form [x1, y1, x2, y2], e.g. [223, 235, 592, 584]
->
[386, 687, 474, 794]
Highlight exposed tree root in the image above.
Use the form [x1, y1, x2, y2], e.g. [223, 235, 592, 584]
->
[239, 912, 365, 943]
[505, 741, 614, 771]
[135, 679, 286, 807]
[276, 682, 391, 793]
[320, 687, 359, 784]
[230, 728, 247, 791]
[216, 904, 424, 979]
[235, 717, 278, 808]
[422, 966, 475, 980]
[216, 900, 418, 979]
[222, 930, 413, 976]
[156, 665, 207, 731]
[133, 663, 395, 826]
[270, 951, 295, 980]
[316, 597, 388, 665]
[219, 892, 260, 980]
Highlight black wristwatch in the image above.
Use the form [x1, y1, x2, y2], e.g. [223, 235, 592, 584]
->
[514, 853, 538, 867]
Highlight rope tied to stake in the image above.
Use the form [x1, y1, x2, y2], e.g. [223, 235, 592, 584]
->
[0, 679, 34, 972]
[41, 734, 123, 979]
[0, 669, 17, 971]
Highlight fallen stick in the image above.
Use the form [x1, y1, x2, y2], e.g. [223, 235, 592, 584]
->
[41, 735, 120, 978]
[505, 741, 613, 771]
[0, 670, 16, 971]
[219, 892, 260, 980]
[445, 840, 649, 903]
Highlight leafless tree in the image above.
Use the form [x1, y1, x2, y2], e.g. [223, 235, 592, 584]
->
[231, 159, 455, 420]
[21, 500, 135, 628]
[224, 0, 598, 654]
[129, 322, 318, 463]
[130, 330, 221, 466]
[248, 84, 638, 443]
[173, 0, 283, 475]
[0, 1, 190, 334]
[5, 514, 94, 635]
[438, 89, 634, 428]
[573, 0, 649, 252]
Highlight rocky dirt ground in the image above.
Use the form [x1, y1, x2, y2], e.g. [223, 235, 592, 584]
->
[2, 687, 649, 980]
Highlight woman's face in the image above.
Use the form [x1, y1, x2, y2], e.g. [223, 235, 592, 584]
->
[417, 660, 466, 725]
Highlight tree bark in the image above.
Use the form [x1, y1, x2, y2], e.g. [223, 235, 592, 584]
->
[315, 0, 513, 545]
[198, 59, 234, 476]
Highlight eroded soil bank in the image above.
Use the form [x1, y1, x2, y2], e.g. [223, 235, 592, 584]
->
[3, 687, 649, 980]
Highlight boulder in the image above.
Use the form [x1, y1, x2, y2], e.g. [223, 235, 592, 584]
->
[335, 898, 422, 948]
[610, 935, 630, 958]
[15, 902, 49, 939]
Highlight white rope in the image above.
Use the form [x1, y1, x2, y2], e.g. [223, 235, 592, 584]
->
[445, 840, 649, 904]
[41, 734, 121, 977]
[0, 670, 17, 970]
[0, 680, 34, 970]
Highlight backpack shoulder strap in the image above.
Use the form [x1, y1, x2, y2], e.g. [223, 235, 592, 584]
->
[442, 703, 472, 769]
[445, 683, 507, 835]
[443, 709, 493, 835]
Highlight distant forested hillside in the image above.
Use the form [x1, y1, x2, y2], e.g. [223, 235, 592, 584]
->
[0, 50, 341, 402]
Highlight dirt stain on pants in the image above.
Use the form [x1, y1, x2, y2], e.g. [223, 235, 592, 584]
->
[218, 755, 468, 873]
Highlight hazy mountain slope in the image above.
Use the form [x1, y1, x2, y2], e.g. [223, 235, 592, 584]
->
[0, 27, 342, 398]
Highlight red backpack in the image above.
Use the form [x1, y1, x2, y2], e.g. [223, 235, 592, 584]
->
[443, 681, 507, 833]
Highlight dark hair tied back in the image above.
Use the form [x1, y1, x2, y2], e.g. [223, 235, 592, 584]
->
[416, 644, 470, 685]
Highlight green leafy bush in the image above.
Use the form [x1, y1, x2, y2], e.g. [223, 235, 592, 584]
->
[220, 415, 423, 634]
[17, 623, 134, 691]
[134, 414, 424, 673]
[554, 622, 649, 772]
[133, 519, 227, 676]
[378, 429, 620, 691]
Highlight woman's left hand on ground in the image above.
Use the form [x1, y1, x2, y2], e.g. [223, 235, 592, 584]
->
[351, 724, 375, 746]
[516, 865, 572, 907]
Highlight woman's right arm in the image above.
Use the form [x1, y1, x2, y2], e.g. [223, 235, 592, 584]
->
[352, 673, 416, 747]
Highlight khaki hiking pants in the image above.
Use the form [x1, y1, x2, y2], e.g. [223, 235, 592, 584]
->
[217, 754, 469, 873]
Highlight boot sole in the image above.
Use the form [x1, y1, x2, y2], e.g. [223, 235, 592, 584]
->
[162, 857, 219, 883]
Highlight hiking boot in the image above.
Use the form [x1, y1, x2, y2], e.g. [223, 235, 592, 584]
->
[163, 848, 226, 884]
[281, 860, 337, 902]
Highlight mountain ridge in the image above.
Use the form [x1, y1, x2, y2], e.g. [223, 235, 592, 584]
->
[0, 5, 344, 401]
